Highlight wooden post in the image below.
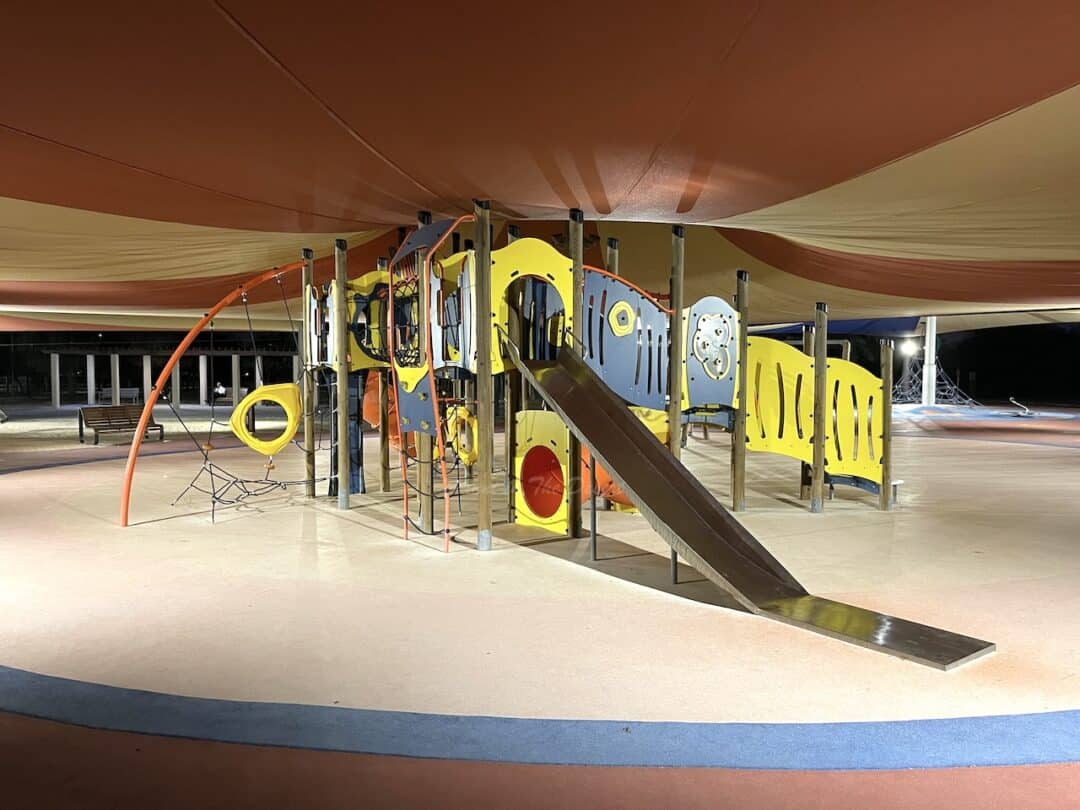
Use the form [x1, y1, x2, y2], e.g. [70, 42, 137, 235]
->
[474, 200, 494, 550]
[667, 226, 685, 460]
[566, 208, 584, 538]
[731, 270, 749, 512]
[810, 302, 828, 513]
[50, 353, 60, 408]
[301, 248, 316, 497]
[606, 237, 620, 275]
[799, 323, 814, 500]
[879, 339, 894, 511]
[334, 239, 351, 510]
[86, 355, 96, 405]
[502, 224, 521, 518]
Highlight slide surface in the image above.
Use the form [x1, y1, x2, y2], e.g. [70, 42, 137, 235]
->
[506, 341, 995, 670]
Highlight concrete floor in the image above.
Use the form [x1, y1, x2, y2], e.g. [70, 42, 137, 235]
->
[1, 411, 1078, 726]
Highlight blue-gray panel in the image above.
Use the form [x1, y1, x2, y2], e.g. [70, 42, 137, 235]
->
[390, 218, 457, 268]
[396, 376, 438, 436]
[685, 296, 738, 410]
[582, 270, 668, 410]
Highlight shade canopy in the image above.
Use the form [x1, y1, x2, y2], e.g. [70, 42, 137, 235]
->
[4, 3, 1080, 330]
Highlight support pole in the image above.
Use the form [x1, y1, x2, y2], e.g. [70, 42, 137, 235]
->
[416, 242, 434, 535]
[474, 200, 494, 550]
[503, 225, 521, 516]
[731, 271, 749, 512]
[334, 238, 351, 511]
[254, 355, 264, 389]
[230, 355, 240, 408]
[565, 208, 585, 538]
[589, 455, 598, 561]
[379, 370, 391, 493]
[142, 355, 153, 405]
[171, 361, 181, 407]
[301, 248, 316, 498]
[799, 323, 814, 500]
[198, 355, 208, 407]
[86, 355, 96, 405]
[810, 302, 829, 513]
[667, 226, 685, 460]
[50, 353, 60, 408]
[879, 339, 894, 511]
[606, 237, 620, 275]
[110, 354, 121, 405]
[922, 315, 938, 406]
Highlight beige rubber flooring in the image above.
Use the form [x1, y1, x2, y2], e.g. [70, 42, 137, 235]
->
[0, 422, 1077, 724]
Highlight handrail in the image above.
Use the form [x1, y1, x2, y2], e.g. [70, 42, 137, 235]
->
[119, 259, 306, 527]
[584, 264, 673, 315]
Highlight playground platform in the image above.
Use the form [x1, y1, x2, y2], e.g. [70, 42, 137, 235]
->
[0, 412, 1079, 806]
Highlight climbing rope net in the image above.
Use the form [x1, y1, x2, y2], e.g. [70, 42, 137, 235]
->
[892, 358, 979, 406]
[166, 275, 329, 521]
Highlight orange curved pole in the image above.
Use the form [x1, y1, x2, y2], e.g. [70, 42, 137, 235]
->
[119, 260, 306, 527]
[584, 264, 673, 315]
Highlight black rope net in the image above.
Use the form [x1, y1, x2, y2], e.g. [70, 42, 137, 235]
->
[892, 358, 979, 406]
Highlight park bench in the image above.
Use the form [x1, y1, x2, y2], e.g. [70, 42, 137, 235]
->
[78, 404, 164, 445]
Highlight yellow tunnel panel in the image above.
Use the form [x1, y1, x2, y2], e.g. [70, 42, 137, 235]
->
[343, 271, 391, 372]
[514, 409, 570, 534]
[489, 238, 575, 374]
[228, 383, 303, 457]
[825, 358, 885, 484]
[744, 337, 814, 465]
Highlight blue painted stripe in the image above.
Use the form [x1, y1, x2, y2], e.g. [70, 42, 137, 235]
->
[0, 664, 1077, 769]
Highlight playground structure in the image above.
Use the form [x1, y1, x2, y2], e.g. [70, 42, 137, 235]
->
[118, 205, 992, 670]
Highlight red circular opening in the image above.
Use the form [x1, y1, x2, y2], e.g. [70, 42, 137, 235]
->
[521, 445, 564, 519]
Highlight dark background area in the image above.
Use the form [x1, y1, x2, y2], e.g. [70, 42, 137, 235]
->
[0, 331, 298, 402]
[3, 324, 1079, 407]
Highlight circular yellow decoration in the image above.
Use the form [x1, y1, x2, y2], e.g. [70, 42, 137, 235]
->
[228, 383, 302, 457]
[608, 300, 635, 337]
[446, 405, 479, 465]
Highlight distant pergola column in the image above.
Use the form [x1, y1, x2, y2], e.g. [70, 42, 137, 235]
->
[171, 359, 182, 406]
[198, 355, 208, 405]
[141, 355, 152, 404]
[921, 315, 938, 406]
[110, 354, 120, 405]
[49, 353, 60, 408]
[231, 354, 241, 404]
[86, 354, 96, 405]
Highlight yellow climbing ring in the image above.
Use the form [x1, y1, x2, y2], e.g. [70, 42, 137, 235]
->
[608, 300, 635, 337]
[229, 383, 302, 457]
[446, 405, 478, 465]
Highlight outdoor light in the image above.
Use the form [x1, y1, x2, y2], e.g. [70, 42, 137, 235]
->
[899, 339, 919, 357]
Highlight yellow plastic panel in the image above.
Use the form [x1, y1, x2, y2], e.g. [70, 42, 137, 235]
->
[514, 409, 569, 534]
[342, 271, 390, 372]
[825, 358, 885, 484]
[228, 383, 302, 457]
[490, 238, 575, 374]
[744, 337, 814, 464]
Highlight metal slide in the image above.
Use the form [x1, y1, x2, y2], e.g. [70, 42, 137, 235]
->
[506, 340, 994, 670]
